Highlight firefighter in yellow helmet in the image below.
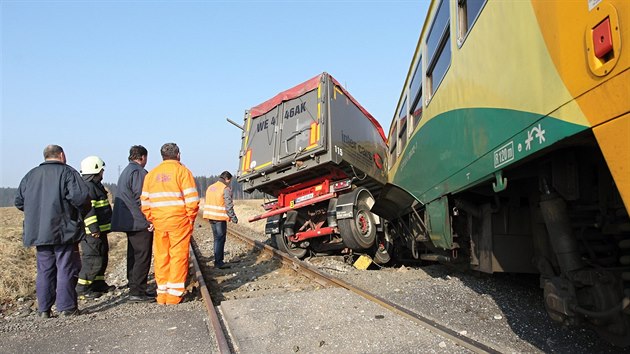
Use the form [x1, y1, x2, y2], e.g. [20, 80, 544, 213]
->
[141, 143, 199, 305]
[76, 155, 115, 299]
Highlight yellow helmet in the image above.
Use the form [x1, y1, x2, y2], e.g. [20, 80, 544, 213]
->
[80, 156, 105, 175]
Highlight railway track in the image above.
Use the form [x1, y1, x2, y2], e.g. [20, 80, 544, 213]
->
[189, 228, 506, 354]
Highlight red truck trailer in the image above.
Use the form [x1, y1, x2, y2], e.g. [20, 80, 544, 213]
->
[237, 72, 390, 261]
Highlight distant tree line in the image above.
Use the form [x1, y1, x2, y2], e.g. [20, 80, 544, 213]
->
[194, 175, 267, 200]
[0, 188, 17, 208]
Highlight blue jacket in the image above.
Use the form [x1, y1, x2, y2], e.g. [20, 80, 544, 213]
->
[15, 160, 89, 247]
[111, 161, 150, 232]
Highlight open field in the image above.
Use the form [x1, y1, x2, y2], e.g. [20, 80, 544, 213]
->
[0, 207, 35, 303]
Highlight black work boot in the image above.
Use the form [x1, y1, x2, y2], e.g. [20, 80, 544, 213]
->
[77, 289, 103, 300]
[92, 281, 115, 293]
[36, 310, 50, 319]
[59, 308, 81, 317]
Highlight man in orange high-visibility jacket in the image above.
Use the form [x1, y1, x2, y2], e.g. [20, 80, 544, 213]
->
[141, 143, 199, 305]
[203, 171, 238, 269]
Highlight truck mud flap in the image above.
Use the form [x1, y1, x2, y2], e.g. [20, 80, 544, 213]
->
[336, 187, 374, 220]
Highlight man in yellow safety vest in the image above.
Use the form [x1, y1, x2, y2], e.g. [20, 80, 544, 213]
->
[203, 171, 238, 269]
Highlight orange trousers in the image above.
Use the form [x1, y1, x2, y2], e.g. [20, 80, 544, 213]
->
[153, 226, 192, 304]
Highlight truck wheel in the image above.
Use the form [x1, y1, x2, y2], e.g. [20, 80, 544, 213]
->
[373, 231, 393, 265]
[274, 230, 307, 259]
[339, 201, 376, 250]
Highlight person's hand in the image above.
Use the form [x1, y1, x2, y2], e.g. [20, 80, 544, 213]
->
[148, 224, 154, 232]
[91, 231, 101, 238]
[231, 217, 238, 224]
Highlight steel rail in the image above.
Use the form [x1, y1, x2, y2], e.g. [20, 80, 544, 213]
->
[227, 228, 505, 354]
[189, 242, 231, 354]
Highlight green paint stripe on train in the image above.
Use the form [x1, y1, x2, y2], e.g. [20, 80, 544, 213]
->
[391, 108, 588, 204]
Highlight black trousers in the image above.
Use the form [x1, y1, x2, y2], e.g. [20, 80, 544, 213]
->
[126, 229, 154, 296]
[77, 233, 109, 293]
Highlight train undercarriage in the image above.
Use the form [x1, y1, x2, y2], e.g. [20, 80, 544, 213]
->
[383, 140, 630, 346]
[257, 139, 629, 347]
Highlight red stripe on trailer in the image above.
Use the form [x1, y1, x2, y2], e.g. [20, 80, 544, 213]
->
[248, 192, 336, 222]
[290, 227, 336, 242]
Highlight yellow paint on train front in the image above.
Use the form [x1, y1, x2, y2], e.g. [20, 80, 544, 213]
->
[594, 112, 630, 210]
[531, 0, 629, 127]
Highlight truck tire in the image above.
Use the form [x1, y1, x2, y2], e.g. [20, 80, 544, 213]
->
[339, 201, 376, 250]
[373, 230, 393, 265]
[274, 230, 308, 259]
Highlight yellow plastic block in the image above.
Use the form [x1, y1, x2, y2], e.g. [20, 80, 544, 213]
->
[353, 255, 372, 270]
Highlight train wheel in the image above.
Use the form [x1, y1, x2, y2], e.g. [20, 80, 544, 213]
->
[339, 201, 377, 250]
[274, 230, 307, 259]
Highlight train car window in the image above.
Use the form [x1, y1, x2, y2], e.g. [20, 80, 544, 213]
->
[388, 125, 398, 169]
[398, 98, 408, 153]
[398, 98, 408, 119]
[427, 0, 449, 62]
[399, 117, 408, 153]
[426, 0, 451, 97]
[409, 57, 423, 131]
[428, 37, 451, 95]
[457, 0, 486, 46]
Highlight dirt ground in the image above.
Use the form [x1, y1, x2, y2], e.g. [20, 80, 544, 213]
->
[192, 200, 328, 305]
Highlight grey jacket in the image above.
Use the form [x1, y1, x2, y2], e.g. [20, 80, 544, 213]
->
[223, 181, 237, 221]
[111, 161, 150, 232]
[15, 160, 89, 247]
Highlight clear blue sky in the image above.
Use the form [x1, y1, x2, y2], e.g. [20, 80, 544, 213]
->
[1, 0, 429, 188]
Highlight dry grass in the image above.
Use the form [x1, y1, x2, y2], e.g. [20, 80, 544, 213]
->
[0, 207, 127, 305]
[232, 199, 266, 233]
[0, 207, 36, 302]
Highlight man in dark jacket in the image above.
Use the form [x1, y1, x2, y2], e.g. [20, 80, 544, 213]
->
[111, 145, 155, 303]
[15, 145, 89, 318]
[76, 155, 114, 299]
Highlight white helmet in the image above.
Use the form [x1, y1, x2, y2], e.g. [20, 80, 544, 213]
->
[80, 156, 106, 175]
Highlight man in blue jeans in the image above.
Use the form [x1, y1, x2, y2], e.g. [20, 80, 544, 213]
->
[203, 171, 238, 268]
[15, 145, 89, 318]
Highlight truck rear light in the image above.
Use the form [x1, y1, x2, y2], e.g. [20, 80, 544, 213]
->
[263, 200, 278, 211]
[309, 122, 320, 145]
[373, 153, 383, 169]
[241, 149, 252, 172]
[330, 179, 352, 192]
[593, 17, 613, 59]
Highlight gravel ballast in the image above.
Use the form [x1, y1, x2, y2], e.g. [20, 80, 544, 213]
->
[1, 200, 628, 353]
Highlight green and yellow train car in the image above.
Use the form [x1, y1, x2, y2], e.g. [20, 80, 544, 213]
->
[376, 0, 629, 345]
